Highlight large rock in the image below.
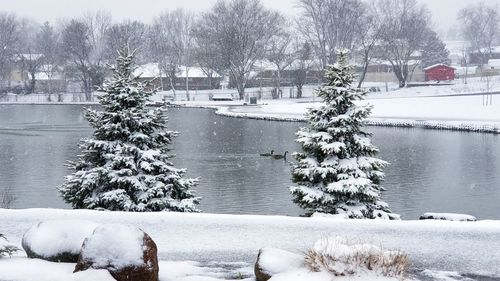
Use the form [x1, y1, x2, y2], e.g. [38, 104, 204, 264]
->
[254, 248, 304, 281]
[74, 224, 159, 281]
[419, 213, 477, 222]
[22, 220, 98, 262]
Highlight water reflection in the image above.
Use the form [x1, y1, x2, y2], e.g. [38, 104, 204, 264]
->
[0, 105, 499, 219]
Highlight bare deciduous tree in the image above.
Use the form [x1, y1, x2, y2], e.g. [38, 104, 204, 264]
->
[298, 0, 364, 70]
[377, 0, 431, 87]
[0, 13, 21, 89]
[458, 2, 500, 67]
[197, 0, 282, 100]
[61, 12, 111, 100]
[17, 19, 44, 94]
[36, 21, 62, 100]
[105, 20, 146, 63]
[148, 9, 194, 99]
[292, 41, 313, 98]
[267, 21, 295, 99]
[192, 27, 225, 90]
[61, 19, 93, 99]
[355, 1, 383, 88]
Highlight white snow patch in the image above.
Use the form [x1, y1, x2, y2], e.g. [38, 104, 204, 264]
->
[269, 268, 332, 281]
[421, 269, 468, 281]
[81, 224, 145, 269]
[0, 257, 115, 281]
[22, 220, 99, 258]
[420, 213, 477, 222]
[0, 209, 499, 278]
[257, 248, 304, 276]
[310, 212, 348, 220]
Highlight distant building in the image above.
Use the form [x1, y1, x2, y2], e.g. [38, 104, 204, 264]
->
[423, 64, 455, 82]
[134, 63, 221, 91]
[245, 59, 322, 88]
[469, 46, 500, 65]
[488, 59, 500, 70]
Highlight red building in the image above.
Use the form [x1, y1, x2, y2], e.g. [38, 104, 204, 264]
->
[424, 64, 455, 82]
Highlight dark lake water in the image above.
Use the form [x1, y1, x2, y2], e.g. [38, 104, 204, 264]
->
[0, 104, 499, 219]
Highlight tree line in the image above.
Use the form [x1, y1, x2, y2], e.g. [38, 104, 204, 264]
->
[0, 0, 497, 100]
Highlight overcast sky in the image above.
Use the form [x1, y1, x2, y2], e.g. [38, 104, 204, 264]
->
[1, 0, 499, 31]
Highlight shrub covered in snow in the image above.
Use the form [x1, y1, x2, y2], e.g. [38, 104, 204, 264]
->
[75, 224, 158, 281]
[304, 236, 408, 278]
[290, 49, 399, 220]
[59, 48, 200, 212]
[0, 234, 18, 257]
[22, 220, 98, 262]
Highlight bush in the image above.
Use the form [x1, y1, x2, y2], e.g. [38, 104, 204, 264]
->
[0, 234, 19, 257]
[305, 236, 408, 279]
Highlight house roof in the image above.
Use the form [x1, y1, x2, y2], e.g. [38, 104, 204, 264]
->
[423, 64, 455, 71]
[134, 63, 221, 78]
[471, 46, 500, 54]
[16, 53, 44, 61]
[488, 59, 500, 67]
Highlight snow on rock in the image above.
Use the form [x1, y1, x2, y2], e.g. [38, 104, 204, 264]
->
[75, 224, 159, 281]
[254, 248, 304, 281]
[21, 220, 99, 262]
[419, 213, 477, 222]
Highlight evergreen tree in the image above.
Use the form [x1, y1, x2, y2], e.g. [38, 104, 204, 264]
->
[421, 30, 450, 68]
[290, 49, 399, 220]
[59, 48, 200, 212]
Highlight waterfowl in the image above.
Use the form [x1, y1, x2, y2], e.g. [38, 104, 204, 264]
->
[272, 151, 288, 160]
[260, 150, 274, 157]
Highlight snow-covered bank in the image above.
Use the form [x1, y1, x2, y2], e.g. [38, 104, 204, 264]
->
[176, 93, 500, 134]
[0, 208, 499, 280]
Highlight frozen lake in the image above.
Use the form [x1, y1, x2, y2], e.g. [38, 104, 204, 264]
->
[0, 104, 499, 219]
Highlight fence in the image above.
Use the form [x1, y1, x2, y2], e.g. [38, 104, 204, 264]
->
[0, 92, 96, 103]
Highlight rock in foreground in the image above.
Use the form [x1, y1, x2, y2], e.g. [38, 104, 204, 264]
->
[74, 224, 158, 281]
[254, 248, 304, 281]
[22, 220, 98, 262]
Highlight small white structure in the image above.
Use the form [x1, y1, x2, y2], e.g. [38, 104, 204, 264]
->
[488, 59, 500, 70]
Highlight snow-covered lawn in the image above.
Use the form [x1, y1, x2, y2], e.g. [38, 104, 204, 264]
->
[0, 208, 499, 280]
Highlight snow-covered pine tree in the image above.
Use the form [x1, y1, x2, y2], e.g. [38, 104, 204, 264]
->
[290, 49, 399, 220]
[59, 48, 200, 212]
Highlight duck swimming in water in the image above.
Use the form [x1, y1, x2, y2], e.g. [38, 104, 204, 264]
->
[271, 151, 288, 160]
[260, 150, 274, 157]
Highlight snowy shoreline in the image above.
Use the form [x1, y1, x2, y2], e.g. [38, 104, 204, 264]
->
[0, 208, 499, 281]
[175, 103, 500, 134]
[3, 90, 500, 134]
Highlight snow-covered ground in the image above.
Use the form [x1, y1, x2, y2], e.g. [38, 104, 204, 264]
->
[0, 208, 499, 280]
[175, 92, 500, 133]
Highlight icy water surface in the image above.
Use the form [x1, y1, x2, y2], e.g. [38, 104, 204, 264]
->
[0, 104, 500, 219]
